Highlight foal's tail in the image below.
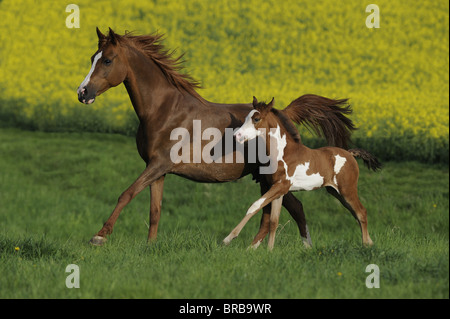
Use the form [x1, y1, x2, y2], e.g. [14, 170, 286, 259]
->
[282, 94, 356, 149]
[348, 148, 382, 172]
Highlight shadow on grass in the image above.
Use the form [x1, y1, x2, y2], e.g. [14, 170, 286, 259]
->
[0, 234, 75, 260]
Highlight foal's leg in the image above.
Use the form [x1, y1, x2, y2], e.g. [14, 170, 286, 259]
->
[251, 179, 313, 249]
[250, 179, 271, 249]
[267, 195, 283, 250]
[223, 182, 289, 245]
[251, 206, 271, 249]
[90, 163, 167, 245]
[147, 175, 165, 242]
[326, 186, 373, 246]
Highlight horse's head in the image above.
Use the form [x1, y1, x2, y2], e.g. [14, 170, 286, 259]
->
[234, 96, 274, 144]
[77, 27, 128, 104]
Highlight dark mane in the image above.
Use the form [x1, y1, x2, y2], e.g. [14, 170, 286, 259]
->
[270, 108, 302, 143]
[110, 31, 204, 102]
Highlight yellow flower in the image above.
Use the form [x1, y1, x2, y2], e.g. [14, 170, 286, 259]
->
[14, 247, 20, 251]
[433, 204, 437, 208]
[337, 272, 343, 276]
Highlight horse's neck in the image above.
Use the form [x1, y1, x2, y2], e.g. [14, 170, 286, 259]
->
[122, 47, 186, 121]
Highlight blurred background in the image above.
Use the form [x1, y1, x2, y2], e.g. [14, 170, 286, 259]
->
[0, 0, 448, 162]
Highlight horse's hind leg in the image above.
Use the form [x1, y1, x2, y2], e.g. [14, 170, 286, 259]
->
[250, 206, 270, 249]
[326, 186, 373, 246]
[250, 179, 272, 249]
[147, 175, 165, 242]
[282, 193, 312, 248]
[267, 196, 283, 250]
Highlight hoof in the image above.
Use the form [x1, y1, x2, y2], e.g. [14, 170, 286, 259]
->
[247, 239, 262, 250]
[90, 235, 107, 246]
[302, 237, 312, 249]
[223, 235, 234, 246]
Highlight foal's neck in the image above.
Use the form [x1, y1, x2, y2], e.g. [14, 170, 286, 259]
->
[265, 114, 307, 155]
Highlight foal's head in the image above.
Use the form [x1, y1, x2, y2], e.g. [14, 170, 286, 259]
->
[77, 28, 128, 104]
[234, 96, 275, 144]
[234, 97, 302, 144]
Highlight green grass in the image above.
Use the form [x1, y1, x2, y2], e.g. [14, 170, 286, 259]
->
[0, 128, 448, 298]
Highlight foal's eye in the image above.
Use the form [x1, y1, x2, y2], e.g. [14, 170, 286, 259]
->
[103, 59, 112, 66]
[253, 118, 260, 123]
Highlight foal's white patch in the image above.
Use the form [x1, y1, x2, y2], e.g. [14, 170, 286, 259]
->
[247, 197, 265, 215]
[269, 125, 324, 191]
[334, 155, 346, 175]
[332, 155, 346, 188]
[77, 51, 102, 94]
[288, 162, 324, 191]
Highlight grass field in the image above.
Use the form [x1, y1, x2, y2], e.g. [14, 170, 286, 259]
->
[0, 128, 448, 299]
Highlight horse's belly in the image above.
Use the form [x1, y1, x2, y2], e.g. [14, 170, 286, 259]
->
[171, 162, 255, 183]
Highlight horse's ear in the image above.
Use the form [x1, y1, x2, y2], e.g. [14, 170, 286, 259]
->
[108, 27, 117, 45]
[267, 97, 275, 109]
[96, 27, 106, 40]
[252, 96, 258, 108]
[97, 27, 106, 48]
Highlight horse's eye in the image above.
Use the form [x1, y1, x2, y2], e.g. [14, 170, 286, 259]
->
[253, 118, 260, 123]
[103, 59, 112, 65]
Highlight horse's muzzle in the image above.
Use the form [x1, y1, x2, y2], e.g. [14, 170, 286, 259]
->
[77, 86, 96, 104]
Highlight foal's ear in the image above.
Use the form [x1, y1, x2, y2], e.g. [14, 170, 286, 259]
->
[108, 27, 118, 45]
[252, 96, 258, 108]
[267, 97, 275, 108]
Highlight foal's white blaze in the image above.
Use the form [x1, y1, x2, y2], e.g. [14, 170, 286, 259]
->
[269, 125, 324, 191]
[234, 110, 260, 143]
[332, 155, 347, 187]
[77, 51, 103, 94]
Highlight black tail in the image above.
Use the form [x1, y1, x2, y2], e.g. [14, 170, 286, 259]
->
[348, 148, 382, 171]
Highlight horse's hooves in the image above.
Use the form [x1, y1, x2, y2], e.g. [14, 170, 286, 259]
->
[90, 235, 107, 246]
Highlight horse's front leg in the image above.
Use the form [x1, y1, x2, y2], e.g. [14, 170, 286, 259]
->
[147, 175, 165, 242]
[223, 181, 290, 245]
[90, 160, 168, 246]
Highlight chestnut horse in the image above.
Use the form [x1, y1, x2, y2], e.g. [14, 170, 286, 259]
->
[77, 28, 356, 247]
[224, 97, 381, 249]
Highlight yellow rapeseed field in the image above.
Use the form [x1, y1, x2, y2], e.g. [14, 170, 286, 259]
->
[0, 0, 448, 161]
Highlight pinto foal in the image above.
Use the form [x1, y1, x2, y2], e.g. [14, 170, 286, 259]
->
[223, 97, 381, 249]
